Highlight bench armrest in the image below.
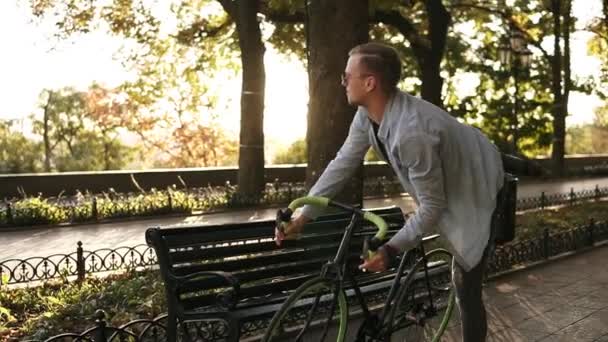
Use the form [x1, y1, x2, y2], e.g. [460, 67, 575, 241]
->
[170, 271, 241, 309]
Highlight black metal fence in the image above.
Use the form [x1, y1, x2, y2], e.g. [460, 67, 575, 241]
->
[22, 310, 169, 342]
[488, 218, 608, 274]
[516, 185, 608, 211]
[0, 242, 155, 285]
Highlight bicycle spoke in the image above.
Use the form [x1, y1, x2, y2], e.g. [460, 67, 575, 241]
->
[388, 249, 455, 342]
[263, 277, 348, 342]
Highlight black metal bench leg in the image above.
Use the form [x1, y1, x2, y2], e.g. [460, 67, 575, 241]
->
[226, 318, 240, 342]
[167, 312, 178, 342]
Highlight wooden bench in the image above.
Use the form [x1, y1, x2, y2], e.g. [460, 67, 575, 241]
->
[145, 206, 407, 341]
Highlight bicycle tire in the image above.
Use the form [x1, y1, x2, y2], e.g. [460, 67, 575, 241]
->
[388, 248, 455, 342]
[262, 277, 348, 342]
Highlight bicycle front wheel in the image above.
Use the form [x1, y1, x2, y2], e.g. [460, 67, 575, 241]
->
[389, 249, 455, 342]
[262, 277, 348, 342]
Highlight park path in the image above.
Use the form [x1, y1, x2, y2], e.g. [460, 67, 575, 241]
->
[2, 176, 608, 261]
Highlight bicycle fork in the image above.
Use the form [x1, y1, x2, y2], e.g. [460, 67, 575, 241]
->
[296, 213, 362, 342]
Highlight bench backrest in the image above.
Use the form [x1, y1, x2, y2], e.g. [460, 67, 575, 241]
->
[146, 206, 405, 314]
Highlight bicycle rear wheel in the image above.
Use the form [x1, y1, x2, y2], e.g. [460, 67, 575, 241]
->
[389, 249, 455, 342]
[262, 277, 348, 342]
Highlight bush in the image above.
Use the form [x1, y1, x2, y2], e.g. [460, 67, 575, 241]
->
[0, 270, 165, 341]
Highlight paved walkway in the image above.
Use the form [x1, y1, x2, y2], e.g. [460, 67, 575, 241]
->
[440, 244, 608, 341]
[2, 176, 608, 261]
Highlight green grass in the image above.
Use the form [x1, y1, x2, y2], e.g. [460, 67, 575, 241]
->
[515, 200, 608, 241]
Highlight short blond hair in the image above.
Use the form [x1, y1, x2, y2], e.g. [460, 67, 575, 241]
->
[349, 42, 401, 94]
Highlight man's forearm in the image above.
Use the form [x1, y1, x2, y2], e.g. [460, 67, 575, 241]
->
[387, 202, 443, 252]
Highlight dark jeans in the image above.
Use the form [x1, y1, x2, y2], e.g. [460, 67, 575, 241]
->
[452, 244, 491, 342]
[451, 190, 502, 342]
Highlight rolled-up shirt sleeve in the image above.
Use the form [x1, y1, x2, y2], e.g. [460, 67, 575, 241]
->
[388, 133, 447, 252]
[300, 111, 371, 219]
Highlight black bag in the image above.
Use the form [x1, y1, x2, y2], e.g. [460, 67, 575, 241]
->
[493, 173, 518, 244]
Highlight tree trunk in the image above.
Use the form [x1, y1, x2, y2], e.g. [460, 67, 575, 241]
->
[43, 91, 54, 172]
[420, 60, 444, 107]
[550, 0, 565, 176]
[563, 0, 572, 144]
[419, 0, 450, 107]
[234, 0, 266, 200]
[306, 0, 368, 206]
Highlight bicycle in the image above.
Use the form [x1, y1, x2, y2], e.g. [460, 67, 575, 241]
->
[261, 196, 455, 342]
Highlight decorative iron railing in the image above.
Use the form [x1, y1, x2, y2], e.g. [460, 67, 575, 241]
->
[516, 185, 608, 211]
[22, 310, 168, 342]
[488, 219, 608, 274]
[0, 242, 155, 285]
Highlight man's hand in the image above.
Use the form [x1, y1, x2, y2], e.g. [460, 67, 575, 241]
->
[359, 246, 390, 273]
[275, 214, 311, 247]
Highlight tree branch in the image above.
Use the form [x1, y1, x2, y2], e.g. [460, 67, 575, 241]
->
[176, 17, 233, 45]
[372, 10, 429, 51]
[449, 2, 550, 59]
[262, 9, 305, 23]
[217, 0, 236, 18]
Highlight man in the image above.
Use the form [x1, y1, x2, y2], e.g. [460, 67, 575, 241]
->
[275, 42, 504, 342]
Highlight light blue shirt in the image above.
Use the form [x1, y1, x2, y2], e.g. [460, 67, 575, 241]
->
[302, 91, 504, 271]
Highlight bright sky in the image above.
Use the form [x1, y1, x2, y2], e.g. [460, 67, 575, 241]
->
[0, 0, 604, 149]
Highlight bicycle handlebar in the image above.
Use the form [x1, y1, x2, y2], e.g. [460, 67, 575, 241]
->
[276, 196, 389, 258]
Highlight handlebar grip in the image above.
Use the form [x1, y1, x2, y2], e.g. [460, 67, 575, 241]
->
[363, 211, 388, 241]
[275, 208, 293, 233]
[287, 196, 330, 211]
[362, 236, 385, 260]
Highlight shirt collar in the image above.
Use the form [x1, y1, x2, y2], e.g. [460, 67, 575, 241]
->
[377, 92, 398, 141]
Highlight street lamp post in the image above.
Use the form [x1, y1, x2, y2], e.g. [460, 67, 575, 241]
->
[498, 29, 532, 154]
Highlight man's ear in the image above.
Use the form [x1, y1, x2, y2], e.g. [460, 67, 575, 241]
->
[365, 76, 377, 92]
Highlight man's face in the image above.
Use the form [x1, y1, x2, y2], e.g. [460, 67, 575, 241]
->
[342, 55, 374, 106]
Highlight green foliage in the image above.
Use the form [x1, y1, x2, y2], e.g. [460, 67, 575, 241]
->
[273, 139, 307, 164]
[29, 0, 242, 169]
[0, 181, 306, 227]
[566, 124, 608, 154]
[272, 139, 383, 165]
[29, 87, 136, 172]
[0, 270, 165, 341]
[516, 201, 608, 241]
[11, 197, 69, 226]
[0, 120, 42, 173]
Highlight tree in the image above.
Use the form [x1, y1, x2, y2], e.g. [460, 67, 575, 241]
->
[0, 120, 42, 173]
[31, 86, 135, 171]
[217, 0, 266, 199]
[305, 0, 369, 205]
[273, 139, 307, 164]
[547, 0, 573, 176]
[32, 87, 88, 171]
[31, 0, 266, 190]
[372, 0, 451, 106]
[432, 0, 584, 165]
[85, 84, 137, 170]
